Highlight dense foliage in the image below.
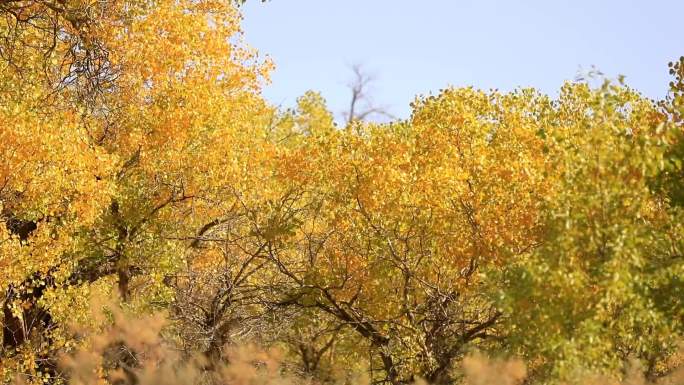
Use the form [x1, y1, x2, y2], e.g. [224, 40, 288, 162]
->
[0, 1, 682, 384]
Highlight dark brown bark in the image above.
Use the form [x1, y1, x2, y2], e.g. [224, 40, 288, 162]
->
[1, 257, 131, 353]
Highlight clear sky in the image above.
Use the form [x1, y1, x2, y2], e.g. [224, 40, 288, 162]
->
[241, 1, 684, 121]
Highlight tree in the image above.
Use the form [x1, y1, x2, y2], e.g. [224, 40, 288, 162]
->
[217, 87, 554, 384]
[492, 80, 683, 383]
[0, 0, 273, 380]
[1, 2, 682, 384]
[342, 64, 395, 125]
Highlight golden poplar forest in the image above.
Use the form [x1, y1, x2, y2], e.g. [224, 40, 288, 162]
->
[0, 1, 683, 384]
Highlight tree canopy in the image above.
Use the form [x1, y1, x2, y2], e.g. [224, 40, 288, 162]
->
[0, 2, 682, 384]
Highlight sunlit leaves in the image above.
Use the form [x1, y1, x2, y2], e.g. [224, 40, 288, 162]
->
[1, 2, 682, 384]
[492, 81, 683, 383]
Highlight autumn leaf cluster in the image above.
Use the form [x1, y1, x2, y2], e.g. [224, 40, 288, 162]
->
[0, 2, 682, 384]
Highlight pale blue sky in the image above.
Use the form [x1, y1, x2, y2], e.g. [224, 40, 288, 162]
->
[241, 1, 684, 121]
